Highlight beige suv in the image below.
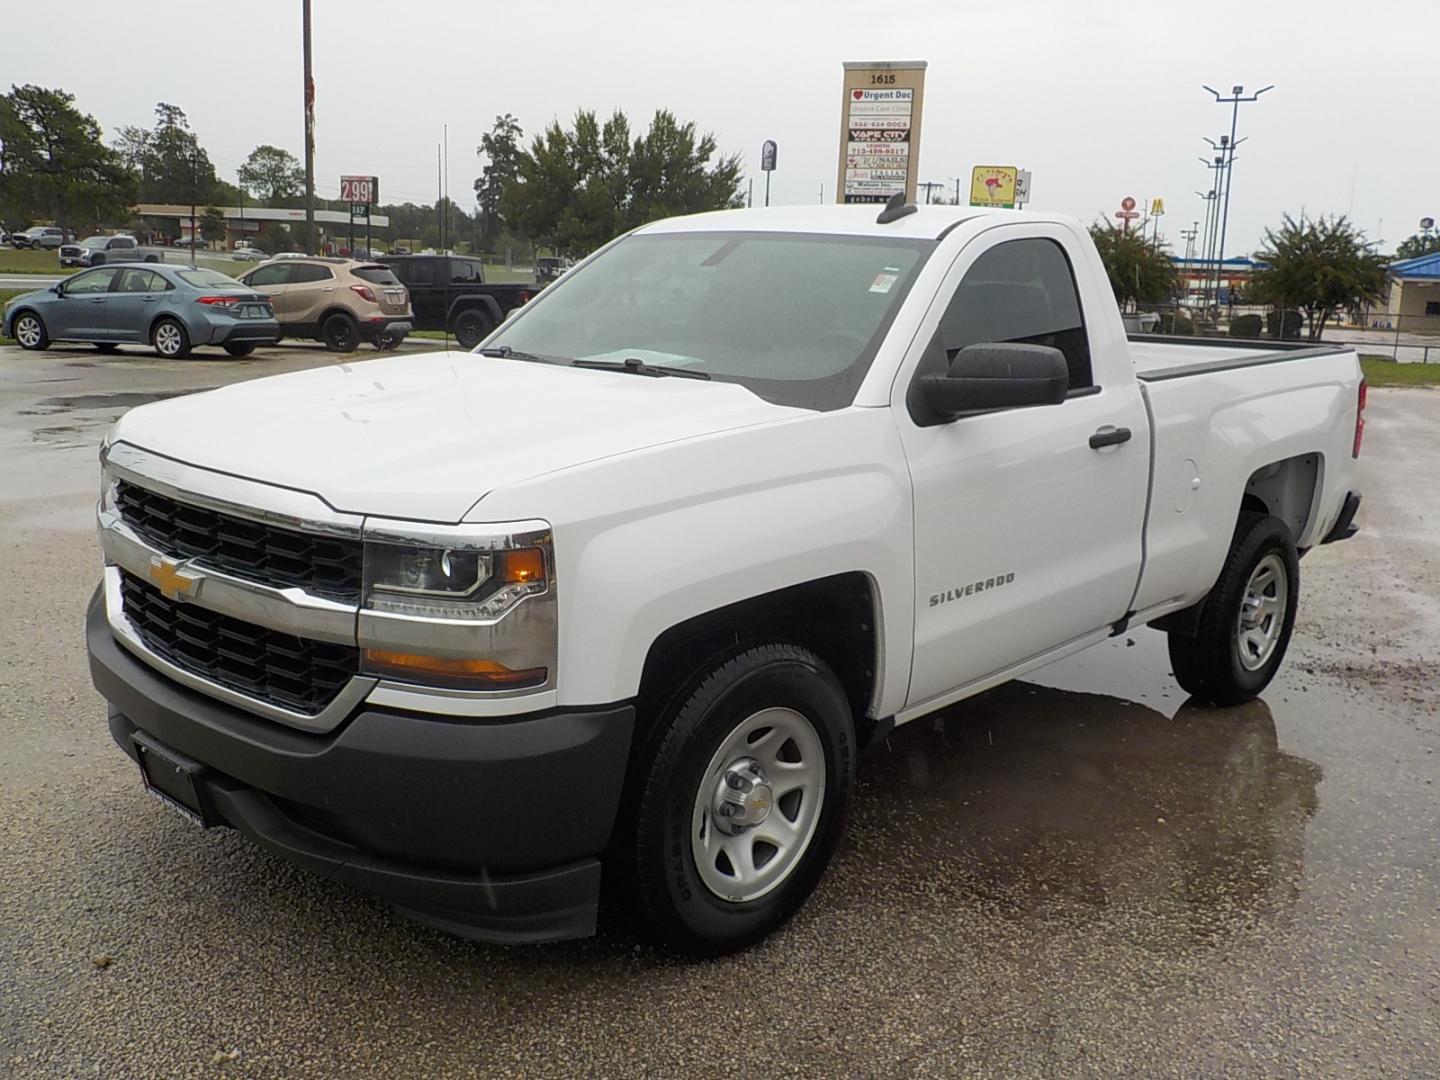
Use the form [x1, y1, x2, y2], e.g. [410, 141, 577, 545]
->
[239, 258, 413, 352]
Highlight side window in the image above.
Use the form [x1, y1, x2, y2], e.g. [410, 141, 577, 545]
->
[289, 263, 335, 284]
[936, 237, 1093, 390]
[403, 260, 438, 286]
[245, 263, 291, 287]
[450, 259, 481, 284]
[64, 268, 120, 295]
[117, 269, 161, 292]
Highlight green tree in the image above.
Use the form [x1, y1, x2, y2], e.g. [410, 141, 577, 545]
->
[1088, 220, 1179, 307]
[0, 84, 134, 232]
[474, 113, 523, 247]
[1394, 231, 1440, 261]
[237, 144, 303, 203]
[502, 108, 743, 256]
[1247, 214, 1387, 342]
[200, 206, 226, 245]
[116, 102, 219, 205]
[257, 221, 293, 253]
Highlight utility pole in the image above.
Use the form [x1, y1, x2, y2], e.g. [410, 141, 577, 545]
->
[302, 0, 315, 255]
[1197, 154, 1225, 314]
[436, 144, 443, 252]
[189, 147, 199, 268]
[1204, 83, 1273, 317]
[443, 123, 449, 252]
[953, 177, 962, 205]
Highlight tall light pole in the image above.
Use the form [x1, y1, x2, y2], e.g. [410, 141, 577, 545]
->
[302, 0, 315, 255]
[1204, 83, 1273, 315]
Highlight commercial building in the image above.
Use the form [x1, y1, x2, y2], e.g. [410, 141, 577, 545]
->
[1371, 253, 1440, 332]
[131, 203, 390, 251]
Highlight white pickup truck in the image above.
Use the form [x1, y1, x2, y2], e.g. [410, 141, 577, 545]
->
[87, 202, 1364, 955]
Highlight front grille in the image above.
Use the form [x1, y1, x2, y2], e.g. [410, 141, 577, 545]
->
[116, 480, 362, 602]
[120, 570, 359, 716]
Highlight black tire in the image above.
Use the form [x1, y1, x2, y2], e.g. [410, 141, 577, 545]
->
[622, 642, 855, 956]
[452, 308, 493, 350]
[321, 312, 359, 353]
[12, 311, 50, 351]
[151, 317, 191, 359]
[223, 342, 256, 357]
[94, 343, 120, 354]
[144, 255, 159, 263]
[1168, 512, 1300, 707]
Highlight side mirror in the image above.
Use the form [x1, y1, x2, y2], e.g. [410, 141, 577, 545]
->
[50, 284, 64, 295]
[917, 342, 1069, 422]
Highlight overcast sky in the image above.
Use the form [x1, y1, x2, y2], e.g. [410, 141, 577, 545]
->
[7, 0, 1436, 254]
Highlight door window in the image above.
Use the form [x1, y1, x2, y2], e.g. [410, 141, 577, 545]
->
[64, 268, 120, 295]
[400, 260, 439, 286]
[117, 269, 165, 292]
[245, 263, 292, 287]
[934, 237, 1093, 390]
[288, 263, 335, 283]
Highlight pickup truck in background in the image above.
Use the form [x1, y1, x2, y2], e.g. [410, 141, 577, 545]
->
[380, 254, 534, 348]
[59, 235, 165, 268]
[87, 202, 1363, 957]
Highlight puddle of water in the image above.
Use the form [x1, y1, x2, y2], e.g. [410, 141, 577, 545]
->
[35, 389, 214, 412]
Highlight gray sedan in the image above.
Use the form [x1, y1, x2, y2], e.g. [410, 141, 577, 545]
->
[3, 264, 279, 358]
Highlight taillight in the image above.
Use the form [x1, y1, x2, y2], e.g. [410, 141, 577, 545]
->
[195, 295, 237, 307]
[1353, 379, 1367, 458]
[350, 284, 377, 303]
[517, 290, 533, 304]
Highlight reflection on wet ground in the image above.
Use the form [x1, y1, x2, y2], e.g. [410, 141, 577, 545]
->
[31, 389, 211, 412]
[852, 681, 1321, 949]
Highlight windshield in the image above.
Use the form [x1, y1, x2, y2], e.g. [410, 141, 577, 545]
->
[80, 236, 107, 247]
[488, 232, 933, 410]
[176, 269, 244, 289]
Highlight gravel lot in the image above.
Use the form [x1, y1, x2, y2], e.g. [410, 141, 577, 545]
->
[1, 343, 1436, 1078]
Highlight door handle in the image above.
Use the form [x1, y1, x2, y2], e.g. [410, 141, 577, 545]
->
[91, 298, 106, 304]
[1089, 425, 1132, 449]
[142, 296, 158, 303]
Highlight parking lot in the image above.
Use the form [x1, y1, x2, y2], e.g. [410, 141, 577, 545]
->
[1, 343, 1437, 1078]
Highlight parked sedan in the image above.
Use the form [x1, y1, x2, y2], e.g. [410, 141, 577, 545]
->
[3, 264, 278, 358]
[232, 246, 269, 262]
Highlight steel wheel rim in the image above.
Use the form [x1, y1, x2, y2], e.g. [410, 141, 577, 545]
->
[691, 706, 826, 903]
[1236, 553, 1287, 671]
[155, 323, 181, 355]
[16, 316, 41, 347]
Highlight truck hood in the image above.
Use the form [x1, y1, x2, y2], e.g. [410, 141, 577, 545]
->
[110, 351, 805, 522]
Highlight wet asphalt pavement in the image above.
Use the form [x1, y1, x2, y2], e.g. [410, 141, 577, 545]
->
[1, 344, 1437, 1078]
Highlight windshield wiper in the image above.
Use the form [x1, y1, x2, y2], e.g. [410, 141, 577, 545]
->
[477, 345, 559, 363]
[570, 357, 711, 380]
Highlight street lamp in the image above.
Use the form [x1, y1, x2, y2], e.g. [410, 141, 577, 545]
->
[1203, 83, 1273, 316]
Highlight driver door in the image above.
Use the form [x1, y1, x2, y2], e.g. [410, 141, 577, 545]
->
[56, 267, 121, 340]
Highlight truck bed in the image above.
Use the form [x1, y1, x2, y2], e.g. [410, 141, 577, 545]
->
[1128, 335, 1350, 382]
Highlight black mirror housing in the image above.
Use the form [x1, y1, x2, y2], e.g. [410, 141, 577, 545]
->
[916, 343, 1069, 423]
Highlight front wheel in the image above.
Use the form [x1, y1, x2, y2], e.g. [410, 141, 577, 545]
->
[622, 643, 854, 956]
[13, 312, 50, 351]
[321, 313, 359, 353]
[1168, 512, 1300, 706]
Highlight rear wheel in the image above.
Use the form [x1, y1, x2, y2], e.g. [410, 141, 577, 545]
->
[321, 312, 359, 353]
[622, 643, 854, 956]
[1167, 513, 1299, 706]
[452, 309, 493, 350]
[13, 312, 49, 351]
[223, 342, 256, 357]
[152, 318, 191, 359]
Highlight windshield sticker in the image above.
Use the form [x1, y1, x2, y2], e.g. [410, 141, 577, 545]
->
[869, 271, 899, 294]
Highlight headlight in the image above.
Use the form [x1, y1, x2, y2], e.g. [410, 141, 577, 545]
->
[359, 520, 555, 693]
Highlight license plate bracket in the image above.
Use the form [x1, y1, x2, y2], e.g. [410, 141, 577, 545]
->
[132, 732, 215, 828]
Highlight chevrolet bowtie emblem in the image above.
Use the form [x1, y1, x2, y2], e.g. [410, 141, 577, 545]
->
[147, 555, 203, 602]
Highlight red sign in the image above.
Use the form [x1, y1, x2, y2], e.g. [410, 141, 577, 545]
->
[340, 175, 378, 204]
[1121, 196, 1136, 211]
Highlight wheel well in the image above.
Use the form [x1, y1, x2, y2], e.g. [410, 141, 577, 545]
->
[635, 573, 880, 743]
[1241, 453, 1321, 542]
[318, 307, 360, 329]
[147, 312, 183, 340]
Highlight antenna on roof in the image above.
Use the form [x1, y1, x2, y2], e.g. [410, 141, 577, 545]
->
[876, 191, 918, 225]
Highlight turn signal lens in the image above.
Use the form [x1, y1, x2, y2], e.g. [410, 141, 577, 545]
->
[363, 649, 547, 689]
[1353, 379, 1367, 458]
[497, 547, 545, 584]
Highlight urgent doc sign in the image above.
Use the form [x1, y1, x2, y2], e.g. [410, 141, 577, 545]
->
[836, 61, 927, 205]
[340, 175, 379, 205]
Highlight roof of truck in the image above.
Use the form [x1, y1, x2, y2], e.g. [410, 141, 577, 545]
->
[636, 203, 1068, 241]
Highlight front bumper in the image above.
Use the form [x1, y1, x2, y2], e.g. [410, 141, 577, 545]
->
[87, 589, 635, 943]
